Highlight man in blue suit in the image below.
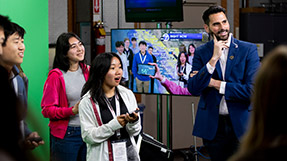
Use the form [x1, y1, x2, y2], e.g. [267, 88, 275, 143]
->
[187, 6, 260, 161]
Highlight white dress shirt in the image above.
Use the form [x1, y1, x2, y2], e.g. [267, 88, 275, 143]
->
[206, 34, 232, 115]
[116, 52, 129, 81]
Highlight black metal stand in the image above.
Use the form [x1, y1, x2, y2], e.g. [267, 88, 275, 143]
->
[191, 102, 199, 161]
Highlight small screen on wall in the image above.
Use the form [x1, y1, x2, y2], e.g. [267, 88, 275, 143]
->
[124, 0, 183, 22]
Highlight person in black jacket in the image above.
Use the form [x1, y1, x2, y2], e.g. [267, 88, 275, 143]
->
[123, 38, 134, 89]
[148, 46, 156, 93]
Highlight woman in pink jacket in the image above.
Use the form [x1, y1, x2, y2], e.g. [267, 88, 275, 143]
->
[41, 33, 89, 161]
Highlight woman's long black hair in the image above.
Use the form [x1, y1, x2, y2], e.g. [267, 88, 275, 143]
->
[187, 43, 196, 56]
[81, 52, 122, 106]
[53, 32, 86, 72]
[177, 51, 189, 67]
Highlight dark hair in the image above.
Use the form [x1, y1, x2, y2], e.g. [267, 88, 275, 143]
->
[188, 43, 196, 56]
[229, 45, 287, 160]
[115, 41, 124, 47]
[131, 37, 137, 41]
[202, 5, 226, 25]
[178, 44, 186, 53]
[3, 22, 25, 46]
[148, 46, 153, 50]
[0, 15, 12, 31]
[177, 51, 189, 66]
[139, 41, 147, 46]
[53, 32, 85, 72]
[81, 52, 123, 105]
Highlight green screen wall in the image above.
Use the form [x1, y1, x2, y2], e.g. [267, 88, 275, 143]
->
[0, 0, 49, 160]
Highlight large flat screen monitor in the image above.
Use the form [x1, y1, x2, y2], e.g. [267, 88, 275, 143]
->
[111, 28, 208, 96]
[125, 0, 183, 22]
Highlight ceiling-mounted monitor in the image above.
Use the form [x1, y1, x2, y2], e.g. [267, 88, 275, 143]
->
[125, 0, 183, 22]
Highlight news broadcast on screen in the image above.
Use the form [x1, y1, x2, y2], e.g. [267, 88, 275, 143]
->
[111, 28, 208, 95]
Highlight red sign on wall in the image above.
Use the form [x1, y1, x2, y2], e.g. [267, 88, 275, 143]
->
[94, 0, 100, 14]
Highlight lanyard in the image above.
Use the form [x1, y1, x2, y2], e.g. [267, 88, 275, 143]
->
[180, 65, 186, 73]
[125, 49, 130, 57]
[139, 53, 147, 64]
[104, 92, 121, 138]
[89, 97, 113, 161]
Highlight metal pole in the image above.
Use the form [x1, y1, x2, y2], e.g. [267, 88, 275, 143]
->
[169, 95, 173, 149]
[156, 22, 162, 29]
[157, 95, 162, 142]
[164, 20, 172, 149]
[166, 95, 172, 149]
[192, 102, 198, 161]
[117, 0, 120, 28]
[101, 0, 103, 21]
[156, 22, 162, 142]
[166, 22, 172, 28]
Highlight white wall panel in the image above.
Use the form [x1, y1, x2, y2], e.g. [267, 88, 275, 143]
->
[49, 0, 67, 44]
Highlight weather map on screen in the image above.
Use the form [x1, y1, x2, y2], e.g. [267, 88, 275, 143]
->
[111, 28, 208, 95]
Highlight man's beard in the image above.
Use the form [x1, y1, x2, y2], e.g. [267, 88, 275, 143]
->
[210, 29, 230, 41]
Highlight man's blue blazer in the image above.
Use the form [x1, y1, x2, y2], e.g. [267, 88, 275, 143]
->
[187, 37, 260, 140]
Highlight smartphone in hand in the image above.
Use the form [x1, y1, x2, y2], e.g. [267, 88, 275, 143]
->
[28, 137, 43, 143]
[129, 109, 139, 117]
[137, 64, 156, 76]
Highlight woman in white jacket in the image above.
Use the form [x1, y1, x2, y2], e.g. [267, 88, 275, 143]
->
[79, 52, 141, 161]
[175, 51, 192, 88]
